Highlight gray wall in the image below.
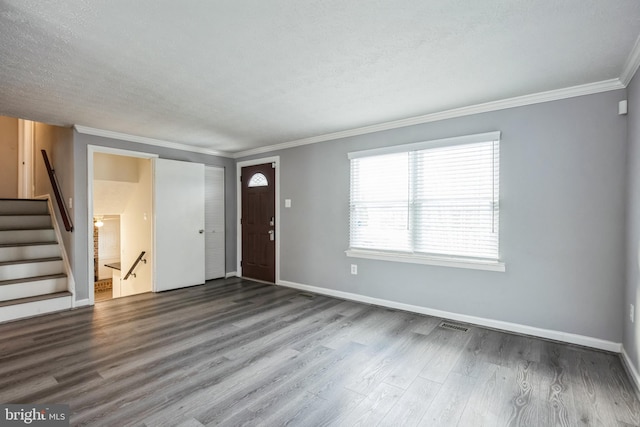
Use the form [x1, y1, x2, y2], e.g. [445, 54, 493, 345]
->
[49, 125, 75, 260]
[71, 132, 237, 301]
[625, 75, 640, 370]
[240, 90, 628, 342]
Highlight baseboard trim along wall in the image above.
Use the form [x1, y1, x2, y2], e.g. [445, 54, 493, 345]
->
[277, 279, 621, 353]
[73, 299, 91, 308]
[225, 271, 237, 279]
[622, 346, 640, 400]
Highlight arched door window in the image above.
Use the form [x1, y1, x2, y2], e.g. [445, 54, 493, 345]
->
[248, 172, 268, 187]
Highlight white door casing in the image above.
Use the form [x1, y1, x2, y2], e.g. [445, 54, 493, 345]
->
[18, 119, 34, 199]
[236, 156, 280, 282]
[87, 145, 158, 306]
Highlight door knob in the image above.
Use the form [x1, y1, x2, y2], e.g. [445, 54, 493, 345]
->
[199, 229, 204, 234]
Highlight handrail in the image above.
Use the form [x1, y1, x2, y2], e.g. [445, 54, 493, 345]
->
[124, 251, 147, 280]
[41, 150, 73, 232]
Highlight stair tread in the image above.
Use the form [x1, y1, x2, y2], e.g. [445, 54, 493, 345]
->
[0, 230, 54, 234]
[0, 227, 54, 231]
[0, 291, 72, 308]
[0, 273, 67, 287]
[0, 257, 63, 267]
[0, 242, 58, 248]
[0, 198, 47, 202]
[0, 214, 50, 217]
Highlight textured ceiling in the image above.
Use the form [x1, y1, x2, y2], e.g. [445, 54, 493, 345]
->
[1, 1, 640, 154]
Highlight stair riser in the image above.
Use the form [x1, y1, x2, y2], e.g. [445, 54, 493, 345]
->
[0, 277, 67, 301]
[0, 261, 64, 281]
[0, 295, 72, 323]
[0, 245, 61, 263]
[0, 200, 49, 215]
[0, 229, 57, 245]
[0, 215, 52, 230]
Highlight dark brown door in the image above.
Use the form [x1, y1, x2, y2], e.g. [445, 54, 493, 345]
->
[241, 163, 276, 282]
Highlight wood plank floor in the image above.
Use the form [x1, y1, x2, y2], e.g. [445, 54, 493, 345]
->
[0, 278, 638, 426]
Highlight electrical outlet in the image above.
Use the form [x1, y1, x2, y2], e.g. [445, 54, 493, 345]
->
[631, 304, 635, 323]
[350, 264, 357, 275]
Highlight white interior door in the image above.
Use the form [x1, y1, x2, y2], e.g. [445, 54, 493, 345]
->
[205, 166, 225, 280]
[154, 158, 205, 291]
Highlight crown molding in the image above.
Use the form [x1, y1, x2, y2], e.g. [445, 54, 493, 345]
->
[621, 33, 640, 86]
[74, 125, 233, 158]
[75, 77, 626, 160]
[233, 78, 625, 159]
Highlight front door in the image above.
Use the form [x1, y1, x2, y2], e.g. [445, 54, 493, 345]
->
[241, 163, 275, 282]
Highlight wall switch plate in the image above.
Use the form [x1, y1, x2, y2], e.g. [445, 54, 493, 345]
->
[350, 264, 357, 275]
[68, 197, 73, 209]
[631, 304, 635, 323]
[285, 199, 292, 208]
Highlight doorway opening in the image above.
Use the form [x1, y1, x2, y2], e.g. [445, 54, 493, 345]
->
[89, 148, 156, 304]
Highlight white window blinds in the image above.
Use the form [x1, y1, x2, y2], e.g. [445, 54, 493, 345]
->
[349, 132, 500, 262]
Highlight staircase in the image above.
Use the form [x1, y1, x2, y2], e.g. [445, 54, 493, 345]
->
[0, 199, 73, 323]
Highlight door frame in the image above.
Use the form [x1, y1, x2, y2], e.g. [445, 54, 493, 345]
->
[86, 145, 158, 305]
[205, 165, 226, 280]
[236, 156, 280, 283]
[17, 119, 35, 198]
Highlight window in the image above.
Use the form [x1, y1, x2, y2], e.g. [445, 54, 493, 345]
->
[347, 131, 503, 271]
[248, 172, 268, 187]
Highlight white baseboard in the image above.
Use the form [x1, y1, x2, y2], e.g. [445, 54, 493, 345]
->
[225, 271, 237, 279]
[277, 279, 621, 353]
[622, 346, 640, 399]
[73, 298, 91, 308]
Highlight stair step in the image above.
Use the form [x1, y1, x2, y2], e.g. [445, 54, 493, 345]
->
[0, 241, 58, 248]
[0, 258, 64, 281]
[0, 243, 61, 263]
[0, 256, 62, 268]
[0, 199, 49, 215]
[0, 291, 72, 308]
[0, 274, 68, 301]
[0, 272, 67, 287]
[0, 291, 73, 323]
[0, 215, 52, 230]
[0, 229, 57, 245]
[0, 256, 63, 266]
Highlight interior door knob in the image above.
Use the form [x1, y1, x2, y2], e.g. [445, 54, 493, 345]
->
[199, 229, 204, 234]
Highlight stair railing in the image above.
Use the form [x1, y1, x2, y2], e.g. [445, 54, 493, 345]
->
[41, 150, 73, 232]
[124, 251, 147, 280]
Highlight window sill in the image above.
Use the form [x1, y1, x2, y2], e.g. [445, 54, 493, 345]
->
[345, 249, 506, 272]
